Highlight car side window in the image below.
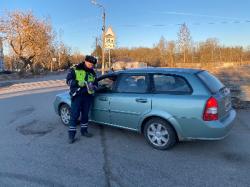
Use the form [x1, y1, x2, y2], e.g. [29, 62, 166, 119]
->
[153, 74, 192, 94]
[116, 74, 148, 93]
[98, 76, 117, 92]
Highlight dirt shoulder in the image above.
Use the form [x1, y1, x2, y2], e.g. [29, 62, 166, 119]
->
[0, 71, 68, 87]
[211, 65, 250, 108]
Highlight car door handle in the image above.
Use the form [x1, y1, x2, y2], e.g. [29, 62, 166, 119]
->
[135, 98, 148, 103]
[99, 97, 108, 101]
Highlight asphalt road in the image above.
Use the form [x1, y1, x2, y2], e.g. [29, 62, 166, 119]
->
[0, 79, 250, 186]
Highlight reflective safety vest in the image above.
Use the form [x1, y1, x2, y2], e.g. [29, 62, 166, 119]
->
[74, 68, 95, 94]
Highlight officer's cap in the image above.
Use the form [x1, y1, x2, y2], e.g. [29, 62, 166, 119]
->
[85, 55, 97, 65]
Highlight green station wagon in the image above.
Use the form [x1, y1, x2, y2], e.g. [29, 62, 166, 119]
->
[54, 68, 236, 150]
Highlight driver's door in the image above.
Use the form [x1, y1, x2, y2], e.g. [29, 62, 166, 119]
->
[90, 75, 117, 125]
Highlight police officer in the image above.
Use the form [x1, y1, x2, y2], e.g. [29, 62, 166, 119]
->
[66, 55, 97, 144]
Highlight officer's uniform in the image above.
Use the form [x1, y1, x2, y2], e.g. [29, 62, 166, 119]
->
[66, 55, 97, 143]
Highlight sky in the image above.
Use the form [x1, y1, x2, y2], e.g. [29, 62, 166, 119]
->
[1, 0, 250, 55]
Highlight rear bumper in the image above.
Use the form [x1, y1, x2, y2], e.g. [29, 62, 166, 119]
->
[183, 109, 236, 140]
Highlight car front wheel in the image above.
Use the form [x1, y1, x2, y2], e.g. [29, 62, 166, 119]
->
[144, 118, 177, 150]
[59, 104, 71, 126]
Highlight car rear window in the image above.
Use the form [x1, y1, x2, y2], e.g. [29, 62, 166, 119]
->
[153, 74, 192, 94]
[197, 71, 224, 94]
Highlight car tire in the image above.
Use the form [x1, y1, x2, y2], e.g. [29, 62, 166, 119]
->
[144, 118, 177, 150]
[59, 104, 71, 126]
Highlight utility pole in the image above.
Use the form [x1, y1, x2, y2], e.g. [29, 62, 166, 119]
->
[58, 28, 63, 70]
[0, 37, 4, 71]
[50, 61, 53, 72]
[95, 37, 98, 57]
[91, 0, 106, 75]
[52, 58, 56, 72]
[109, 49, 111, 69]
[102, 11, 106, 75]
[58, 52, 61, 69]
[104, 27, 115, 70]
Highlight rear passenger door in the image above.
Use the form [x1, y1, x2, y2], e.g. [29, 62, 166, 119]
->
[151, 74, 195, 119]
[109, 74, 152, 130]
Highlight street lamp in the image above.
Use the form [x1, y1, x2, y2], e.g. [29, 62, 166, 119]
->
[91, 0, 106, 75]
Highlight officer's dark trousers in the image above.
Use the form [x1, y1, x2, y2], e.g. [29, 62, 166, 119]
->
[68, 94, 94, 140]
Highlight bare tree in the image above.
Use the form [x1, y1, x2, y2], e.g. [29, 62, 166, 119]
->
[156, 36, 167, 66]
[91, 37, 102, 67]
[69, 51, 84, 65]
[0, 11, 53, 73]
[166, 41, 176, 67]
[198, 38, 219, 67]
[177, 23, 192, 63]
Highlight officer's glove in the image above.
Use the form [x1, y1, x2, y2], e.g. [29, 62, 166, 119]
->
[78, 81, 85, 87]
[88, 82, 94, 90]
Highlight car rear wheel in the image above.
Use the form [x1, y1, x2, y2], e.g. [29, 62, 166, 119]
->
[59, 104, 70, 126]
[144, 118, 177, 150]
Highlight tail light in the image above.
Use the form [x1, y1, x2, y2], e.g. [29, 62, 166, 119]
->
[203, 97, 218, 121]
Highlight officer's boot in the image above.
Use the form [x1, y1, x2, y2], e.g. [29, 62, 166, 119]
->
[81, 123, 93, 137]
[68, 127, 77, 144]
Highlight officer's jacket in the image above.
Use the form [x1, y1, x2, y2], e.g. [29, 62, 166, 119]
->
[66, 62, 97, 96]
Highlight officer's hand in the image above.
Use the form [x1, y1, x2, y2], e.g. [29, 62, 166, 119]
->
[78, 81, 85, 87]
[89, 83, 97, 90]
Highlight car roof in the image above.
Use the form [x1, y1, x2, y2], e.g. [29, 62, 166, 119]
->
[103, 67, 203, 76]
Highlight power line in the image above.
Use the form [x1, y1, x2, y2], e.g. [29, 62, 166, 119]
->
[154, 11, 246, 21]
[116, 20, 250, 28]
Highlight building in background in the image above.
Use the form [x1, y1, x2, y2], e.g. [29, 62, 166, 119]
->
[112, 61, 147, 71]
[0, 37, 4, 71]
